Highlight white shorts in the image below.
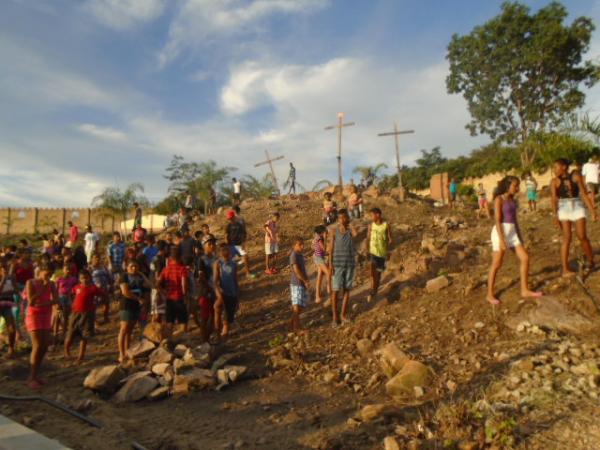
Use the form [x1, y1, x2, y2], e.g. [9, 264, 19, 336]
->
[151, 289, 165, 315]
[558, 199, 587, 222]
[231, 245, 247, 257]
[491, 223, 522, 252]
[265, 243, 279, 255]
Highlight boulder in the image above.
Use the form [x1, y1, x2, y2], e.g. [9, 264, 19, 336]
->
[356, 339, 374, 357]
[120, 371, 152, 385]
[126, 339, 156, 360]
[147, 386, 170, 401]
[148, 347, 174, 367]
[217, 369, 229, 385]
[386, 361, 432, 397]
[360, 403, 398, 422]
[152, 363, 171, 376]
[174, 344, 189, 358]
[211, 353, 240, 372]
[384, 436, 401, 450]
[425, 275, 449, 293]
[223, 365, 248, 383]
[376, 343, 410, 378]
[143, 322, 169, 344]
[83, 365, 125, 394]
[176, 368, 216, 391]
[173, 376, 190, 397]
[114, 375, 159, 403]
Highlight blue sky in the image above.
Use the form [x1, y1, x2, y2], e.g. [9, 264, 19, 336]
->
[1, 0, 599, 206]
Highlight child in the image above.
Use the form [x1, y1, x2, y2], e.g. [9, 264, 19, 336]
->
[328, 209, 357, 326]
[366, 208, 392, 302]
[149, 241, 168, 323]
[90, 253, 112, 324]
[525, 172, 538, 212]
[214, 244, 239, 339]
[348, 185, 363, 219]
[64, 269, 106, 364]
[290, 238, 310, 333]
[477, 183, 491, 219]
[198, 235, 217, 342]
[447, 177, 458, 209]
[487, 176, 542, 304]
[54, 264, 78, 343]
[118, 261, 150, 364]
[323, 192, 337, 225]
[264, 212, 280, 275]
[158, 247, 189, 334]
[313, 225, 331, 304]
[0, 259, 17, 357]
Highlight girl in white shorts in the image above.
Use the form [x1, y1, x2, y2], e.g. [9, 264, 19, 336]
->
[487, 176, 542, 305]
[551, 158, 598, 277]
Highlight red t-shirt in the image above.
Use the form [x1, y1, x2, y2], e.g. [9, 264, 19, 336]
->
[72, 283, 102, 313]
[159, 260, 188, 301]
[70, 226, 79, 243]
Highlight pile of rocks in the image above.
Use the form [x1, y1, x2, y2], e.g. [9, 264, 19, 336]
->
[83, 324, 247, 402]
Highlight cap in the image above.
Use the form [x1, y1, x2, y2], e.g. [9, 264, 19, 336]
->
[201, 234, 217, 245]
[226, 210, 236, 220]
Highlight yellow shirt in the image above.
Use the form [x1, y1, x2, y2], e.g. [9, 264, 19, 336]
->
[369, 222, 389, 258]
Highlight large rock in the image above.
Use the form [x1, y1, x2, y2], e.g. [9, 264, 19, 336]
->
[385, 361, 432, 397]
[83, 365, 125, 394]
[152, 363, 171, 376]
[148, 347, 174, 367]
[174, 368, 216, 394]
[222, 365, 248, 383]
[211, 353, 240, 372]
[356, 339, 374, 357]
[126, 339, 156, 359]
[425, 275, 449, 293]
[143, 322, 169, 344]
[147, 386, 169, 401]
[360, 403, 398, 422]
[114, 375, 159, 403]
[384, 436, 401, 450]
[376, 343, 410, 378]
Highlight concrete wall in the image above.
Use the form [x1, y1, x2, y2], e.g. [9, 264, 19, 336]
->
[429, 172, 449, 202]
[0, 208, 120, 236]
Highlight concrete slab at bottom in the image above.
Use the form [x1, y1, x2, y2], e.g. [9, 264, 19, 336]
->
[0, 415, 71, 450]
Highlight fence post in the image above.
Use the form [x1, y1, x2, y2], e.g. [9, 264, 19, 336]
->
[62, 208, 67, 235]
[87, 208, 91, 227]
[111, 215, 115, 233]
[150, 214, 154, 233]
[6, 208, 11, 235]
[33, 208, 39, 234]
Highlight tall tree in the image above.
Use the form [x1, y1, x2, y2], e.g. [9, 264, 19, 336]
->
[446, 1, 598, 167]
[352, 163, 388, 183]
[92, 183, 149, 223]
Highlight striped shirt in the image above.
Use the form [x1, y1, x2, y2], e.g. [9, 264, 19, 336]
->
[332, 227, 355, 267]
[107, 242, 126, 269]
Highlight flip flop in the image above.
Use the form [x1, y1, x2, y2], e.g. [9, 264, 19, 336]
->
[487, 298, 501, 305]
[523, 291, 543, 299]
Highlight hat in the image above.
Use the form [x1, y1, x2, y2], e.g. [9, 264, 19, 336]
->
[201, 234, 216, 245]
[226, 210, 236, 220]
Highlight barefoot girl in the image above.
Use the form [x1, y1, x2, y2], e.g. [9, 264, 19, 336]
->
[313, 225, 330, 304]
[487, 176, 542, 305]
[25, 263, 58, 389]
[550, 158, 598, 276]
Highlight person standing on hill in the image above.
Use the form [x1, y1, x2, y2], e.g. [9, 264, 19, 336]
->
[133, 202, 142, 231]
[366, 208, 392, 303]
[487, 176, 542, 305]
[264, 212, 280, 275]
[232, 178, 242, 206]
[328, 209, 357, 326]
[67, 221, 78, 249]
[287, 163, 297, 195]
[83, 225, 99, 265]
[551, 158, 598, 276]
[447, 177, 458, 209]
[289, 237, 309, 333]
[525, 172, 538, 212]
[226, 208, 252, 278]
[582, 156, 599, 210]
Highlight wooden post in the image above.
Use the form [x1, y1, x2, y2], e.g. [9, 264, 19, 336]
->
[87, 208, 91, 227]
[111, 215, 115, 233]
[150, 214, 154, 233]
[377, 122, 415, 202]
[6, 208, 11, 235]
[33, 208, 39, 234]
[324, 113, 356, 193]
[254, 150, 285, 197]
[62, 209, 67, 235]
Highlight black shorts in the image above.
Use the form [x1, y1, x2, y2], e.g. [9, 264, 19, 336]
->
[370, 254, 386, 273]
[0, 305, 14, 321]
[166, 300, 188, 324]
[233, 193, 241, 201]
[67, 311, 95, 340]
[223, 295, 238, 324]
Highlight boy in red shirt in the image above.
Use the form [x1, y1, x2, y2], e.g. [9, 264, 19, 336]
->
[64, 269, 106, 364]
[159, 247, 189, 333]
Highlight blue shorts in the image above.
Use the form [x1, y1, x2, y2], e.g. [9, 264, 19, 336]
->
[527, 190, 538, 201]
[332, 266, 355, 291]
[291, 285, 308, 308]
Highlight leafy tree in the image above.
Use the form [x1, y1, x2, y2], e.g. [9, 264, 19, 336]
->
[352, 163, 389, 183]
[92, 183, 149, 222]
[447, 1, 598, 168]
[312, 179, 334, 192]
[240, 174, 277, 199]
[415, 147, 446, 169]
[153, 195, 181, 216]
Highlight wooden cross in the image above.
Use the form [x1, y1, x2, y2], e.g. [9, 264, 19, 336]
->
[254, 149, 285, 196]
[324, 112, 355, 191]
[378, 122, 415, 201]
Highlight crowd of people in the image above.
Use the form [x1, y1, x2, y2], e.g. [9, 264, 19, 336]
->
[1, 156, 599, 390]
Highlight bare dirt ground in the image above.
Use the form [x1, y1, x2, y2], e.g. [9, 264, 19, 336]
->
[2, 192, 600, 450]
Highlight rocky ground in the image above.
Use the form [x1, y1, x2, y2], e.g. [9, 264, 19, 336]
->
[1, 190, 600, 450]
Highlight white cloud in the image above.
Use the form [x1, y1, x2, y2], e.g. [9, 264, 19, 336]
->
[83, 0, 166, 30]
[158, 0, 328, 66]
[77, 123, 129, 142]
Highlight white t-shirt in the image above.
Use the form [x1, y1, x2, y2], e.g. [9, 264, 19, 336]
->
[582, 162, 599, 184]
[84, 232, 99, 254]
[233, 181, 241, 194]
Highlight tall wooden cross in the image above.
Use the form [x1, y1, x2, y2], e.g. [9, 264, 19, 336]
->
[254, 149, 285, 196]
[324, 112, 355, 191]
[378, 122, 415, 201]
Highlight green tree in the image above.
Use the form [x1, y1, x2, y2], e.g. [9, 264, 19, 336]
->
[92, 183, 149, 223]
[352, 163, 388, 183]
[240, 174, 277, 199]
[446, 1, 598, 168]
[312, 179, 334, 192]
